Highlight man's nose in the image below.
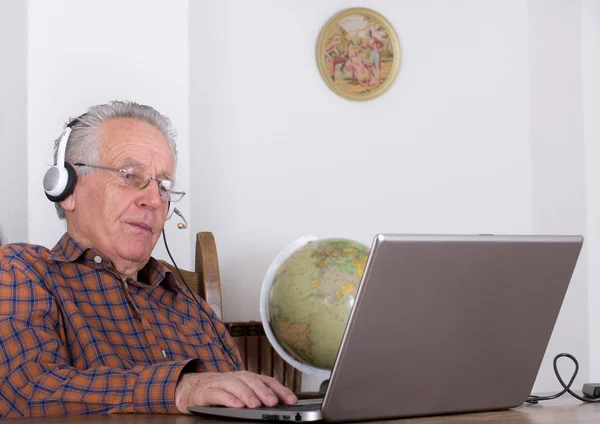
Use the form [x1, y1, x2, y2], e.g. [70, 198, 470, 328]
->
[137, 180, 164, 209]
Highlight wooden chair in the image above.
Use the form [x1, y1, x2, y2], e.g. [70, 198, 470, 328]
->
[159, 232, 302, 391]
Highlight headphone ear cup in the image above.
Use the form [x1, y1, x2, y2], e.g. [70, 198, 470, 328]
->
[44, 162, 77, 203]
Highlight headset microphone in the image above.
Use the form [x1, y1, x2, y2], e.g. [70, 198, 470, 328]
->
[43, 126, 77, 202]
[173, 207, 188, 230]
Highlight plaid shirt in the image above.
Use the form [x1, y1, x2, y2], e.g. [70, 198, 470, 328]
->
[0, 233, 243, 417]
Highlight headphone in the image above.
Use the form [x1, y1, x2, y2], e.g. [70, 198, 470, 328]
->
[43, 117, 188, 229]
[43, 124, 77, 202]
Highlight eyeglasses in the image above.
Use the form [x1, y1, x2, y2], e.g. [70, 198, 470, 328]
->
[74, 163, 186, 202]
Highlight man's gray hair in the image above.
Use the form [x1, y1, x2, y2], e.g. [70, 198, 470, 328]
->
[52, 100, 178, 219]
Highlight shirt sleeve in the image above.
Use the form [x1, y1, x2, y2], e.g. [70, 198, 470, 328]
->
[0, 258, 189, 416]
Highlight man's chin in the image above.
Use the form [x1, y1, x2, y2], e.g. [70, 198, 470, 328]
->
[118, 242, 156, 264]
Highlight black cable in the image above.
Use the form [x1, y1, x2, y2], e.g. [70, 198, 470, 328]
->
[162, 228, 194, 296]
[526, 353, 600, 404]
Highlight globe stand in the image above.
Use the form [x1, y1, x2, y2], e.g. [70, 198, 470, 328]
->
[319, 379, 330, 394]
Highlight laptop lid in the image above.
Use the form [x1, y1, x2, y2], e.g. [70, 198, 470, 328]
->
[321, 234, 582, 422]
[190, 234, 582, 422]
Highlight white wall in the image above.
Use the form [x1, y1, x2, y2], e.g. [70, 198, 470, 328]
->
[528, 0, 589, 391]
[0, 0, 27, 244]
[583, 0, 600, 381]
[190, 0, 531, 313]
[189, 0, 535, 391]
[26, 0, 193, 268]
[188, 0, 599, 392]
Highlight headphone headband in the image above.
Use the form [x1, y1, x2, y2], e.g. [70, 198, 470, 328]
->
[43, 124, 77, 202]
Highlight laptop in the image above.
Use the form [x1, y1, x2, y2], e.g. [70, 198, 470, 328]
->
[189, 234, 583, 422]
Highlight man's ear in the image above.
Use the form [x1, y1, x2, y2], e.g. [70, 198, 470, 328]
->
[60, 193, 76, 212]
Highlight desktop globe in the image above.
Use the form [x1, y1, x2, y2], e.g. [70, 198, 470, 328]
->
[260, 235, 370, 377]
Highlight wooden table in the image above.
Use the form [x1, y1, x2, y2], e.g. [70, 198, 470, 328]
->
[0, 396, 598, 423]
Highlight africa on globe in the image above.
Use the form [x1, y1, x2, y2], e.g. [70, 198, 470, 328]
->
[260, 236, 370, 376]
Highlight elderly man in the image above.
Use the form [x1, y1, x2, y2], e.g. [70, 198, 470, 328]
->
[0, 101, 297, 416]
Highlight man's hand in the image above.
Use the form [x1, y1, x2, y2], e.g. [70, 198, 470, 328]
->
[175, 371, 298, 414]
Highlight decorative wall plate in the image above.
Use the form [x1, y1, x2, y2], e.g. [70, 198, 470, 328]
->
[317, 7, 401, 101]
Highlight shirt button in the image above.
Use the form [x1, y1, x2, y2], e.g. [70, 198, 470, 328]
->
[94, 256, 102, 264]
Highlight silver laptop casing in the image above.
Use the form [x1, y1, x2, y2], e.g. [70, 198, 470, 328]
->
[321, 234, 582, 421]
[190, 234, 583, 422]
[189, 398, 323, 421]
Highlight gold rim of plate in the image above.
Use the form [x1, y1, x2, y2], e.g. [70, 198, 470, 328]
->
[316, 7, 402, 101]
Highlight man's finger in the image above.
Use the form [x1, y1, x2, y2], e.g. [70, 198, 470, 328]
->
[239, 373, 298, 406]
[198, 386, 245, 409]
[262, 376, 298, 405]
[207, 374, 268, 408]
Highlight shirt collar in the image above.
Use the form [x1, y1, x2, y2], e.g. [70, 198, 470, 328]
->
[49, 233, 89, 263]
[138, 257, 180, 290]
[49, 233, 179, 290]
